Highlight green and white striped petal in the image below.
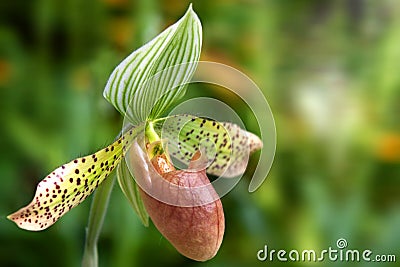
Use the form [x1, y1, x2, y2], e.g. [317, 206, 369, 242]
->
[117, 157, 149, 227]
[154, 115, 263, 177]
[104, 5, 202, 124]
[7, 128, 139, 231]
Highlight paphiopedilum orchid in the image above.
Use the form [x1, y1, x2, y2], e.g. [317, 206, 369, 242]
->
[8, 5, 265, 264]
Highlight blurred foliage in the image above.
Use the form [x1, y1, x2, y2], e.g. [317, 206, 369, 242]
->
[0, 0, 399, 266]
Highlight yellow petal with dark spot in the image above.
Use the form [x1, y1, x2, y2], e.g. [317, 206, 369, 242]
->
[7, 128, 138, 231]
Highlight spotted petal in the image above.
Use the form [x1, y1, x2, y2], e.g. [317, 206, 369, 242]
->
[7, 128, 139, 231]
[154, 115, 263, 177]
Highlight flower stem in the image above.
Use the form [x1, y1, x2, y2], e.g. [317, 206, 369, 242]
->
[82, 174, 116, 267]
[81, 123, 144, 267]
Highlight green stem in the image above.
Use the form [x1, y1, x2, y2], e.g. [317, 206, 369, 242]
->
[81, 124, 144, 267]
[82, 174, 116, 267]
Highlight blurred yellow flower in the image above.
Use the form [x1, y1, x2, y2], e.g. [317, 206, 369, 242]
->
[376, 133, 400, 162]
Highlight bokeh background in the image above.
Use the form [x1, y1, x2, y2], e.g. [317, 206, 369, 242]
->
[1, 0, 399, 266]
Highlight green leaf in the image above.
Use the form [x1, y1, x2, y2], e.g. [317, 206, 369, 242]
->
[117, 157, 149, 227]
[7, 127, 140, 231]
[153, 115, 263, 178]
[103, 5, 202, 124]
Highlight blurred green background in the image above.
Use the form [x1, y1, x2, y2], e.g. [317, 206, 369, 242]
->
[1, 0, 399, 266]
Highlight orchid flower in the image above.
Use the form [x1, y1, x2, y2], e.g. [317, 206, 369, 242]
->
[8, 5, 264, 263]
